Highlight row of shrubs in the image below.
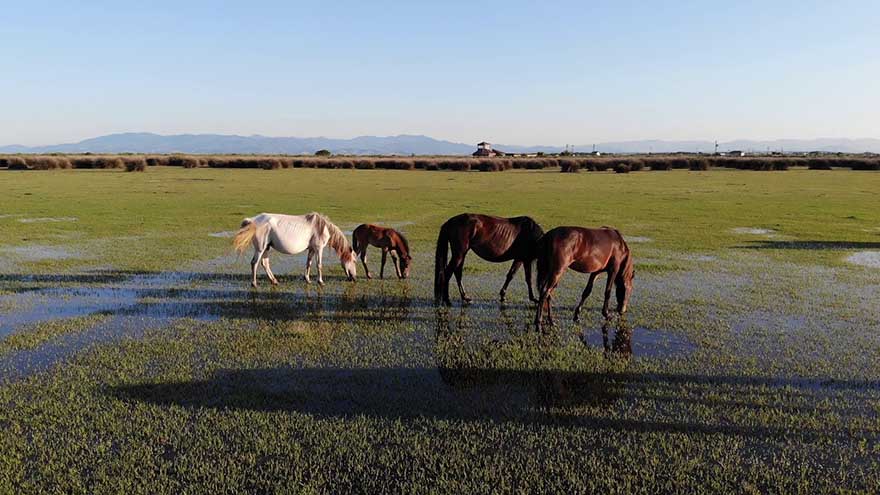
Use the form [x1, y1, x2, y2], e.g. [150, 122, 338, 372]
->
[560, 156, 880, 173]
[2, 154, 879, 173]
[158, 156, 560, 171]
[0, 155, 147, 171]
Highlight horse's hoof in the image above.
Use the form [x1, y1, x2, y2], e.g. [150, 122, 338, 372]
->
[366, 274, 373, 280]
[573, 314, 580, 322]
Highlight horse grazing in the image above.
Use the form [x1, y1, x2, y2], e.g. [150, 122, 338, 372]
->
[352, 224, 412, 279]
[232, 212, 357, 287]
[434, 213, 544, 306]
[534, 226, 633, 332]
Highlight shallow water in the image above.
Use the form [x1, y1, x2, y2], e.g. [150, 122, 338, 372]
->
[0, 245, 81, 261]
[17, 216, 78, 223]
[847, 251, 880, 269]
[731, 227, 775, 235]
[580, 324, 697, 359]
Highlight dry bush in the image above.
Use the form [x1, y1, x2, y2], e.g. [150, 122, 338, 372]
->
[94, 157, 124, 169]
[30, 156, 72, 170]
[559, 159, 579, 173]
[168, 155, 202, 168]
[261, 158, 283, 170]
[649, 159, 672, 171]
[447, 160, 471, 171]
[125, 157, 147, 172]
[688, 157, 710, 171]
[5, 157, 29, 170]
[614, 163, 631, 174]
[145, 156, 168, 167]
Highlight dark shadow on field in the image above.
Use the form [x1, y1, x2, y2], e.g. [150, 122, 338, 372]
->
[738, 240, 880, 250]
[109, 366, 880, 441]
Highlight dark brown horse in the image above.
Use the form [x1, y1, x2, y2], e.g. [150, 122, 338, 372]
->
[352, 224, 412, 279]
[434, 213, 544, 306]
[534, 226, 634, 332]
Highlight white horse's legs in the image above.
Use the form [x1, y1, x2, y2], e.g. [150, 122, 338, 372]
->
[304, 249, 313, 283]
[250, 247, 266, 288]
[316, 247, 325, 285]
[261, 252, 278, 285]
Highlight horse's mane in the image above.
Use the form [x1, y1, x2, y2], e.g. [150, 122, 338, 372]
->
[396, 230, 410, 255]
[307, 212, 353, 260]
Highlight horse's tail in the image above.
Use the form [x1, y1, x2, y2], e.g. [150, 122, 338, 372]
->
[232, 218, 257, 254]
[617, 233, 634, 282]
[523, 216, 545, 261]
[434, 221, 450, 302]
[615, 233, 634, 313]
[352, 225, 362, 253]
[535, 232, 552, 295]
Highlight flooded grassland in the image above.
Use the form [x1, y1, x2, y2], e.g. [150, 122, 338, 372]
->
[1, 168, 879, 493]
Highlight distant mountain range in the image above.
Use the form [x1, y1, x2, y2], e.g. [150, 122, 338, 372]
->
[2, 133, 879, 155]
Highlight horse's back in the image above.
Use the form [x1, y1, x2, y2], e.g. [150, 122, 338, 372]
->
[541, 226, 628, 273]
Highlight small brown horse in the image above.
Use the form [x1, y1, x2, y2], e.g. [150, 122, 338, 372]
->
[434, 213, 544, 306]
[534, 226, 634, 332]
[352, 224, 412, 279]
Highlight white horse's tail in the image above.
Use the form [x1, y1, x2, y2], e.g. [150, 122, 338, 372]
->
[232, 218, 257, 253]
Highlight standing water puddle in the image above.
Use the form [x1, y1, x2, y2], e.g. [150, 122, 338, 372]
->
[580, 325, 697, 359]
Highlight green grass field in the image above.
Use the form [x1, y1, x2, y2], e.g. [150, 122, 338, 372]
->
[1, 167, 879, 493]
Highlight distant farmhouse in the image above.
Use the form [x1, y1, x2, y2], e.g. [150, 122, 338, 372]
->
[473, 141, 506, 157]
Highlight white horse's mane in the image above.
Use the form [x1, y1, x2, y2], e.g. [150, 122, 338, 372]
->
[306, 212, 353, 260]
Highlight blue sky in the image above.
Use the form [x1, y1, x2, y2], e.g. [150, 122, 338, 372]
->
[1, 1, 878, 146]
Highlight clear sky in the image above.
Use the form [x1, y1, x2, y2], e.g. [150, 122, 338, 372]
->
[2, 1, 878, 146]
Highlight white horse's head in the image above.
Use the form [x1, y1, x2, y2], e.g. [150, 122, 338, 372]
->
[341, 247, 357, 281]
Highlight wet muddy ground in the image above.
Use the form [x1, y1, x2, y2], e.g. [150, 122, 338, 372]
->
[2, 244, 877, 385]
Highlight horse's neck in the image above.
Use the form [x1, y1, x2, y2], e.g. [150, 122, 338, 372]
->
[392, 236, 408, 256]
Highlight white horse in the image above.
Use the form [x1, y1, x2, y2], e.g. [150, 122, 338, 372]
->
[233, 212, 357, 286]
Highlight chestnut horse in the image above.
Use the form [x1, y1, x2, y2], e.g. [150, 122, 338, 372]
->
[352, 224, 412, 279]
[534, 226, 634, 332]
[434, 213, 544, 306]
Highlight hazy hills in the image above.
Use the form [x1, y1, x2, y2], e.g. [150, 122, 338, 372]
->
[2, 133, 878, 155]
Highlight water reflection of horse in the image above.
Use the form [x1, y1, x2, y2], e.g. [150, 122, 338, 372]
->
[535, 226, 634, 332]
[434, 213, 544, 306]
[433, 309, 619, 408]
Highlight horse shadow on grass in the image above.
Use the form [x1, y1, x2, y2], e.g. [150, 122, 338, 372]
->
[109, 366, 880, 442]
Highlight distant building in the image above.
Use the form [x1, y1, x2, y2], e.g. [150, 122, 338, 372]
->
[473, 141, 506, 157]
